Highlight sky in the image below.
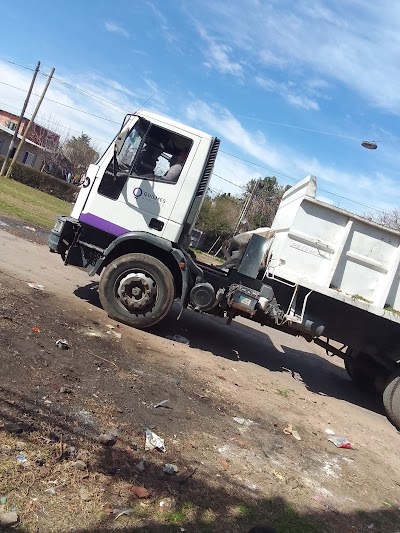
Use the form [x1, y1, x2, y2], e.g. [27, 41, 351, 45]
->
[1, 0, 400, 215]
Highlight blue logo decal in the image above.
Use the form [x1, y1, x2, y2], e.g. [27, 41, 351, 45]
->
[133, 187, 143, 198]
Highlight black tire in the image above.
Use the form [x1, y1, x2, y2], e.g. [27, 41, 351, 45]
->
[383, 372, 400, 430]
[344, 351, 375, 390]
[99, 253, 174, 329]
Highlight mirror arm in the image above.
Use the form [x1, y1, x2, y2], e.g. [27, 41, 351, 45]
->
[113, 149, 117, 178]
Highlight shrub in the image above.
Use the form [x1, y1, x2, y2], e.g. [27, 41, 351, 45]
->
[0, 155, 79, 202]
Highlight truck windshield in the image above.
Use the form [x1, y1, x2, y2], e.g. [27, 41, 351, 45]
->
[117, 119, 148, 172]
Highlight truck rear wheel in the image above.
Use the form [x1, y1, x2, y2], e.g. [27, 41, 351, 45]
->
[99, 253, 175, 329]
[383, 372, 400, 430]
[344, 351, 375, 390]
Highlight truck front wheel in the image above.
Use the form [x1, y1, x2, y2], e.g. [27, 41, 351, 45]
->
[383, 372, 400, 430]
[99, 253, 175, 329]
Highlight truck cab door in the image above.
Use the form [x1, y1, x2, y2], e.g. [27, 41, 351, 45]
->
[77, 117, 200, 242]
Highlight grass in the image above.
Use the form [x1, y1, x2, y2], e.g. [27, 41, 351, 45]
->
[163, 501, 196, 525]
[276, 388, 291, 398]
[165, 509, 187, 524]
[159, 500, 322, 532]
[234, 503, 259, 521]
[0, 177, 71, 229]
[192, 248, 225, 265]
[273, 505, 322, 533]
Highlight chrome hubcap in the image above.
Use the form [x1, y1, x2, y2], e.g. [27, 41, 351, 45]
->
[117, 272, 156, 311]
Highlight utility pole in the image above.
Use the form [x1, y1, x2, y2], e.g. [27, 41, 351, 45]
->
[213, 179, 260, 257]
[0, 61, 41, 177]
[232, 178, 260, 236]
[6, 67, 55, 179]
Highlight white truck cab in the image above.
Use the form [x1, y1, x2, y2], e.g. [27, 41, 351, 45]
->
[49, 110, 219, 328]
[70, 110, 218, 245]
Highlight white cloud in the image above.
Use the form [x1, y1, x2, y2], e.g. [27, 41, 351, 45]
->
[186, 100, 283, 170]
[255, 77, 320, 111]
[292, 154, 400, 212]
[1, 60, 398, 215]
[144, 1, 183, 52]
[0, 63, 167, 151]
[316, 195, 336, 206]
[104, 21, 130, 38]
[191, 0, 400, 115]
[204, 42, 243, 77]
[196, 27, 243, 77]
[300, 4, 345, 27]
[254, 77, 275, 92]
[212, 153, 260, 194]
[145, 0, 169, 30]
[186, 98, 400, 212]
[285, 93, 319, 111]
[259, 49, 287, 69]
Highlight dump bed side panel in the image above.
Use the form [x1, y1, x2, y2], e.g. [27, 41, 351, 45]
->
[269, 176, 400, 314]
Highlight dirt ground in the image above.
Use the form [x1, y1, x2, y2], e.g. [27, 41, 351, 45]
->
[1, 216, 400, 533]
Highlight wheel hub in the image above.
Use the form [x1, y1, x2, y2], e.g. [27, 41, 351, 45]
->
[117, 272, 156, 311]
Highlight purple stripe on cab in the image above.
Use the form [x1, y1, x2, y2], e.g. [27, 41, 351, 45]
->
[79, 213, 128, 236]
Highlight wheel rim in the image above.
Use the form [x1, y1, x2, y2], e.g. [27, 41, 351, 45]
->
[116, 271, 157, 313]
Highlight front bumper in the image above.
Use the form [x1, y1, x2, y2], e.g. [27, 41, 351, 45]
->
[48, 216, 81, 257]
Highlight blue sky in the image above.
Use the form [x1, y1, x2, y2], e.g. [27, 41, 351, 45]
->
[1, 0, 400, 215]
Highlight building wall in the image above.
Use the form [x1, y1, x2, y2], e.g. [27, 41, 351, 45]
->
[0, 110, 60, 150]
[0, 130, 45, 171]
[0, 110, 23, 134]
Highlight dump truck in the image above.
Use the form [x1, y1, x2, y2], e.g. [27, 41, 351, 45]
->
[49, 110, 400, 429]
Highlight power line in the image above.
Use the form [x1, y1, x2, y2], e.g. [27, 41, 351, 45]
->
[220, 149, 297, 182]
[208, 186, 225, 196]
[212, 172, 246, 190]
[312, 188, 385, 213]
[0, 57, 161, 119]
[0, 80, 121, 124]
[0, 86, 385, 213]
[213, 168, 385, 214]
[1, 58, 375, 145]
[236, 114, 373, 143]
[217, 153, 246, 184]
[39, 66, 156, 119]
[0, 57, 130, 114]
[41, 73, 129, 114]
[0, 57, 387, 213]
[0, 57, 36, 72]
[0, 100, 109, 144]
[218, 151, 388, 213]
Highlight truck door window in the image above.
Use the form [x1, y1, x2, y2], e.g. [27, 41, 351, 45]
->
[98, 120, 192, 200]
[132, 125, 192, 184]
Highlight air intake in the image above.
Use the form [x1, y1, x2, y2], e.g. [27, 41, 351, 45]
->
[195, 138, 220, 197]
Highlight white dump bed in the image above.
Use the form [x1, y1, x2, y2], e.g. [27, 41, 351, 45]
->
[267, 177, 400, 322]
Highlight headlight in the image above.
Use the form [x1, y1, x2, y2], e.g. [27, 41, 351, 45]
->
[53, 218, 64, 233]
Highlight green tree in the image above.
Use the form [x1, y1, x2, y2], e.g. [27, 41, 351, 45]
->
[197, 193, 241, 240]
[63, 133, 99, 178]
[241, 176, 290, 231]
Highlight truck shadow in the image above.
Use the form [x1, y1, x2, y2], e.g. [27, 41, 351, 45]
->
[74, 283, 386, 420]
[157, 308, 387, 419]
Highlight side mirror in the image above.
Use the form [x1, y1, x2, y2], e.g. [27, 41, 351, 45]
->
[114, 128, 129, 154]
